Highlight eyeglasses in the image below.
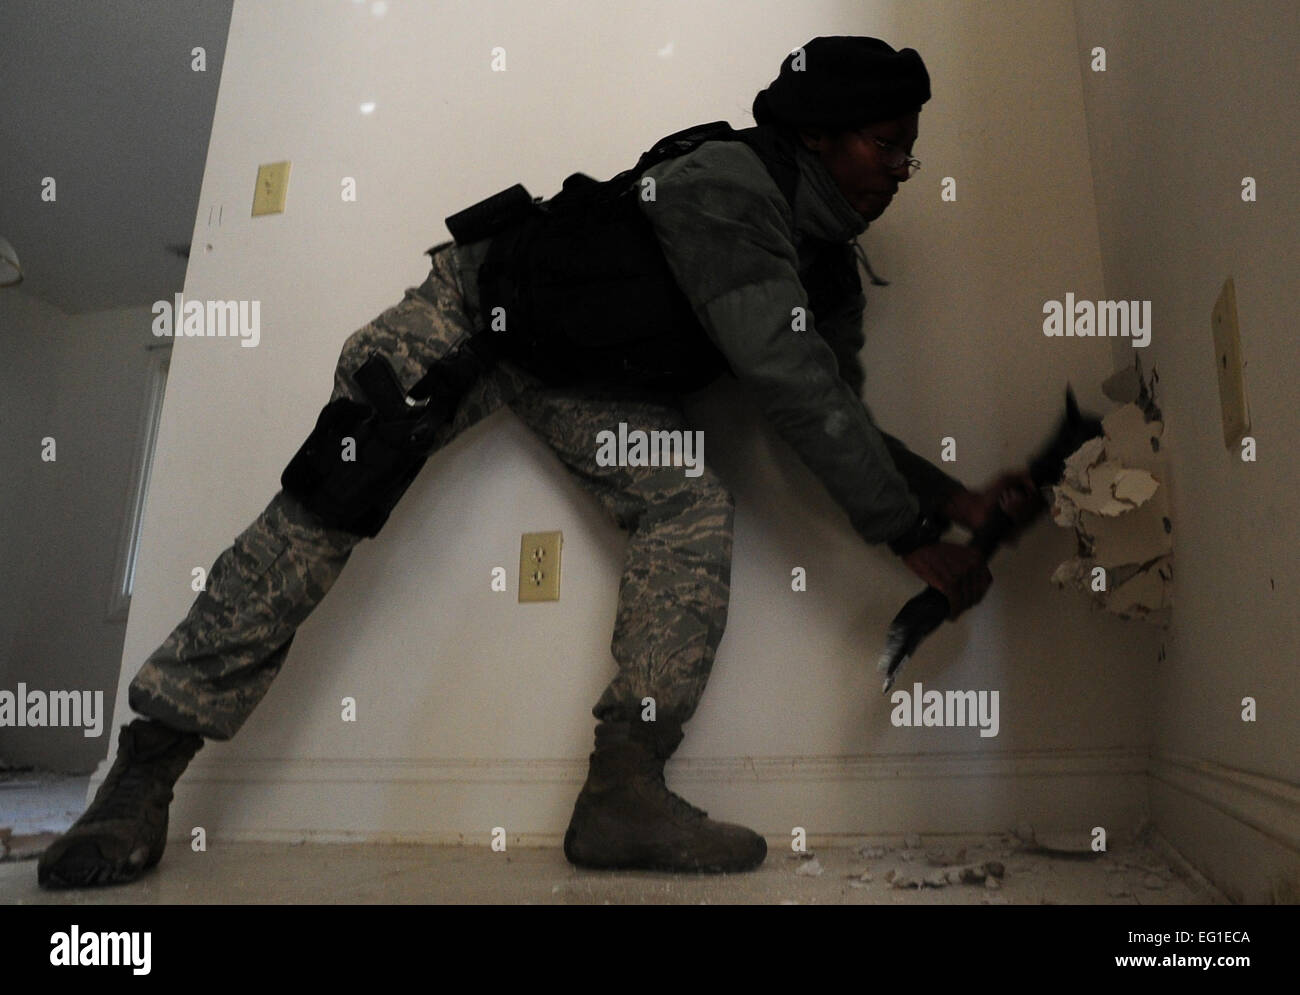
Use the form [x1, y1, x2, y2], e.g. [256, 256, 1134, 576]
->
[867, 136, 921, 176]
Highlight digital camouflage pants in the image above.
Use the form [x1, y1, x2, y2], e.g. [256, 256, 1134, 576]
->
[128, 244, 734, 749]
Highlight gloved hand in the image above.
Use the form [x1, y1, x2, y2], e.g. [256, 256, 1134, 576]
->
[901, 542, 993, 619]
[943, 469, 1043, 544]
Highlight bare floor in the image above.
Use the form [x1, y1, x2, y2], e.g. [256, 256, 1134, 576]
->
[1, 771, 1226, 905]
[3, 837, 1227, 905]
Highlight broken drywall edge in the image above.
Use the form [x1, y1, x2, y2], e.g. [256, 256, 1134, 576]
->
[1055, 462, 1159, 517]
[1052, 556, 1173, 620]
[1110, 581, 1165, 618]
[1051, 558, 1092, 589]
[1109, 557, 1174, 617]
[1050, 364, 1175, 629]
[1052, 494, 1080, 528]
[1062, 436, 1107, 489]
[1102, 365, 1143, 405]
[1111, 467, 1159, 506]
[1102, 403, 1163, 470]
[1108, 561, 1149, 589]
[1083, 493, 1173, 569]
[1053, 367, 1173, 626]
[1052, 463, 1161, 523]
[1102, 353, 1163, 422]
[1053, 403, 1164, 516]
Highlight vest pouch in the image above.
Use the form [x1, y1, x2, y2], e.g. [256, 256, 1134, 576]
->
[479, 189, 728, 390]
[445, 183, 538, 246]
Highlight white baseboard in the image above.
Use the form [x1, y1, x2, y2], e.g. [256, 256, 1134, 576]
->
[1148, 750, 1300, 903]
[84, 742, 1299, 902]
[82, 746, 1152, 844]
[85, 746, 1291, 901]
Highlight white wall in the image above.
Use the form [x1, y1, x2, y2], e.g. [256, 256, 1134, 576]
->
[108, 0, 1143, 844]
[1074, 0, 1299, 903]
[1, 292, 160, 771]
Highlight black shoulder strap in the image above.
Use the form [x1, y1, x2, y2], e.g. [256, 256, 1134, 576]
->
[604, 120, 801, 209]
[625, 120, 737, 177]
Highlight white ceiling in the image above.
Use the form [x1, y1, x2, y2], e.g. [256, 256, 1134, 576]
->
[0, 0, 233, 314]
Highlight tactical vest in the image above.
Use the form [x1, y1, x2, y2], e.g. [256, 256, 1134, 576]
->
[469, 121, 864, 393]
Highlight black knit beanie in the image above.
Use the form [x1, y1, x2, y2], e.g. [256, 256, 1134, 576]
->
[752, 36, 930, 131]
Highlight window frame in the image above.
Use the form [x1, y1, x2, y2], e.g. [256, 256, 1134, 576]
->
[107, 344, 171, 621]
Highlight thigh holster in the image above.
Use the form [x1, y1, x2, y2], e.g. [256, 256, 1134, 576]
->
[281, 335, 498, 538]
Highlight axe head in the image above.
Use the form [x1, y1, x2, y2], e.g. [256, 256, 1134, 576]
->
[1027, 386, 1105, 490]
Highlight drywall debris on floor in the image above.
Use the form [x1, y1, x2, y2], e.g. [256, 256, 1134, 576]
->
[926, 847, 967, 866]
[795, 858, 824, 877]
[788, 850, 824, 876]
[1051, 359, 1172, 625]
[844, 870, 874, 889]
[0, 827, 60, 862]
[886, 861, 1005, 890]
[861, 836, 1011, 890]
[1015, 824, 1102, 855]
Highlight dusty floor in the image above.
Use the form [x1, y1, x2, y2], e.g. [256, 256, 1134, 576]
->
[1, 771, 1227, 905]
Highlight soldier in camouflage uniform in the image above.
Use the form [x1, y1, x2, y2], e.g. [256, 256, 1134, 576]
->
[120, 245, 729, 748]
[40, 241, 753, 887]
[40, 36, 1040, 889]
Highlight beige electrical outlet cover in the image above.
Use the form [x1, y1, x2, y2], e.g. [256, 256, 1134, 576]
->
[252, 161, 291, 216]
[518, 531, 562, 602]
[1211, 277, 1250, 449]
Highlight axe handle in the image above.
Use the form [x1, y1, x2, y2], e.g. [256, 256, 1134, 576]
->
[968, 500, 1043, 559]
[880, 505, 1036, 691]
[904, 505, 1016, 630]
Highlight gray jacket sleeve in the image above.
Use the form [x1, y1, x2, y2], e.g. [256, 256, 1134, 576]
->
[639, 145, 920, 544]
[815, 289, 967, 512]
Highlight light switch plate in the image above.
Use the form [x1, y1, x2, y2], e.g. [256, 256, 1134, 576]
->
[252, 161, 291, 216]
[518, 531, 562, 602]
[1211, 276, 1250, 449]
